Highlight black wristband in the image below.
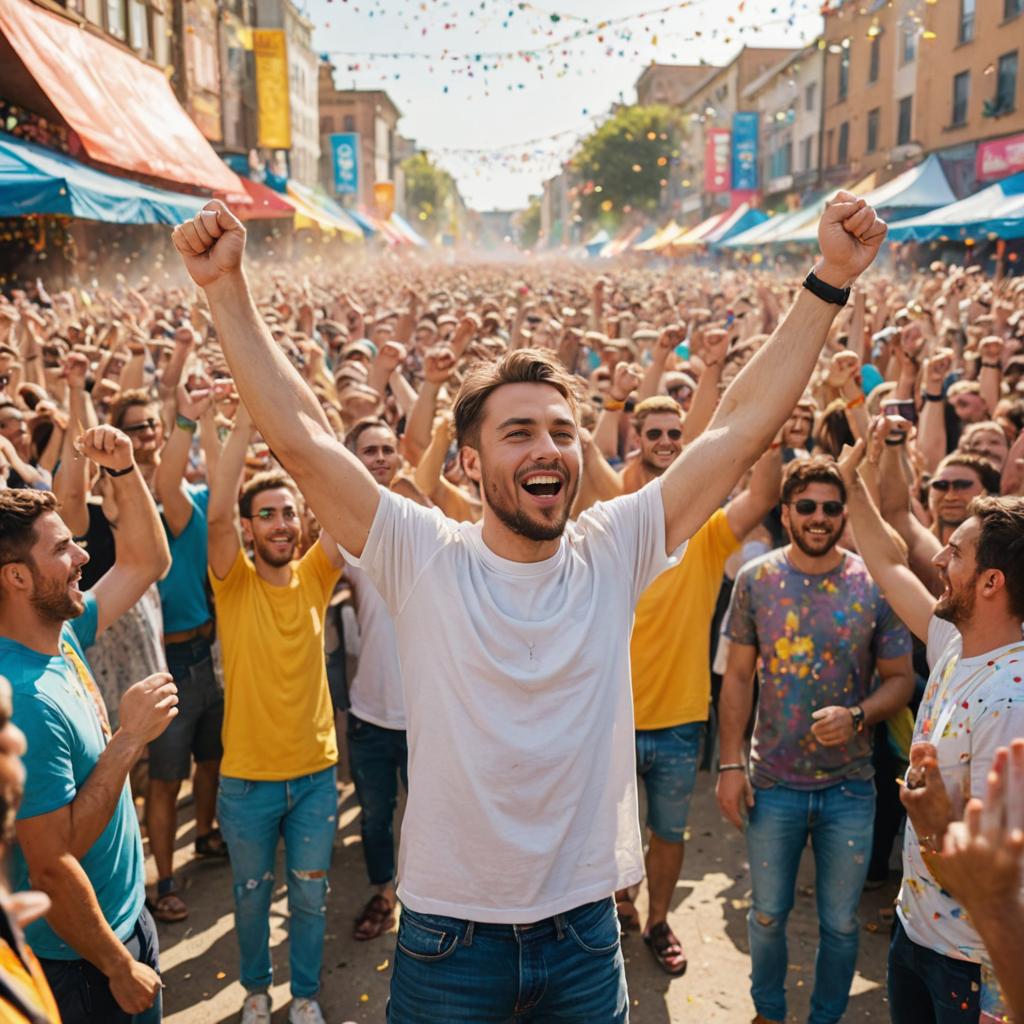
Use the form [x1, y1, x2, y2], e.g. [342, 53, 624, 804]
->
[802, 269, 850, 307]
[884, 437, 906, 446]
[981, 362, 1001, 369]
[923, 391, 944, 402]
[103, 463, 136, 478]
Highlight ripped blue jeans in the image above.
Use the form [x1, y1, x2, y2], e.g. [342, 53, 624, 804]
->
[217, 767, 337, 998]
[745, 778, 875, 1024]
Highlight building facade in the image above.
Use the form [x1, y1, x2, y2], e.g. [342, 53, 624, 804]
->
[636, 64, 715, 108]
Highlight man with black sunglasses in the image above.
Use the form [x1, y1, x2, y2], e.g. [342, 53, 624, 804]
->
[716, 456, 914, 1024]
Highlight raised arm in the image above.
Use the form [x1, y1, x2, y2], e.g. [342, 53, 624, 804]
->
[661, 195, 888, 553]
[837, 440, 934, 643]
[403, 347, 453, 465]
[154, 381, 211, 538]
[172, 203, 379, 558]
[681, 329, 727, 444]
[206, 402, 251, 579]
[916, 349, 952, 474]
[51, 353, 95, 537]
[86, 426, 171, 636]
[724, 442, 783, 540]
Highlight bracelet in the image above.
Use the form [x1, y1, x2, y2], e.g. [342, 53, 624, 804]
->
[603, 398, 626, 412]
[884, 437, 906, 446]
[718, 763, 746, 773]
[981, 362, 1001, 369]
[175, 413, 198, 433]
[103, 463, 136, 478]
[846, 394, 865, 409]
[922, 391, 944, 402]
[802, 269, 851, 307]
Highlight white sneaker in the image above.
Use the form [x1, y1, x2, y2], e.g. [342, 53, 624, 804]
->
[289, 998, 327, 1024]
[241, 992, 272, 1024]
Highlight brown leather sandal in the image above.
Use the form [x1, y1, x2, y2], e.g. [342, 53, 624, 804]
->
[146, 888, 189, 923]
[643, 921, 688, 976]
[353, 894, 396, 941]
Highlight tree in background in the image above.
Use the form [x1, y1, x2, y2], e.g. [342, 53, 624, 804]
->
[402, 152, 457, 237]
[516, 195, 542, 249]
[571, 104, 688, 226]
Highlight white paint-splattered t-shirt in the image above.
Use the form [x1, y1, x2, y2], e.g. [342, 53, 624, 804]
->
[898, 616, 1024, 1016]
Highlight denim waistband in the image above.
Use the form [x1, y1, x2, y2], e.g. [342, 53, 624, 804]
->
[403, 898, 611, 943]
[164, 632, 213, 658]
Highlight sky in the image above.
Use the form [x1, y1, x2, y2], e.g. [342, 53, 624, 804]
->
[302, 0, 824, 212]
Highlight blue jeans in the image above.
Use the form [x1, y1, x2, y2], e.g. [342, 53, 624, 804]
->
[387, 898, 628, 1023]
[40, 907, 161, 1024]
[745, 778, 875, 1024]
[217, 766, 337, 999]
[635, 722, 705, 841]
[888, 918, 980, 1023]
[347, 714, 408, 885]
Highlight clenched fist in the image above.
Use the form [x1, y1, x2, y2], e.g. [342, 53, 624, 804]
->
[172, 201, 246, 290]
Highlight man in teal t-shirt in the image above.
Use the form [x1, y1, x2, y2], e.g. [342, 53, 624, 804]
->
[0, 427, 177, 1024]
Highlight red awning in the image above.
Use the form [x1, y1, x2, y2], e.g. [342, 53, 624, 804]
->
[0, 0, 243, 195]
[227, 178, 296, 221]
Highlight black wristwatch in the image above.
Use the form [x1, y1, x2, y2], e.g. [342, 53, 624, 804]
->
[849, 706, 865, 733]
[923, 391, 944, 402]
[802, 269, 851, 307]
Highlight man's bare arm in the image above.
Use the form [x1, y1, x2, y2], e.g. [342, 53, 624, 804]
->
[172, 203, 379, 558]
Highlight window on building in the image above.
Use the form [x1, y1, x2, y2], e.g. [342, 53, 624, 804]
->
[826, 128, 834, 165]
[996, 51, 1019, 112]
[1005, 0, 1022, 19]
[866, 108, 880, 153]
[838, 121, 849, 164]
[900, 21, 916, 64]
[152, 8, 168, 65]
[801, 134, 814, 171]
[805, 81, 816, 112]
[343, 114, 356, 132]
[105, 0, 125, 38]
[838, 49, 850, 101]
[959, 0, 975, 43]
[952, 70, 970, 125]
[869, 36, 880, 84]
[770, 140, 793, 179]
[127, 0, 148, 55]
[897, 95, 913, 145]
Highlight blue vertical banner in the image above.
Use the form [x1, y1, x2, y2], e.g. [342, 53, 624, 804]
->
[731, 112, 760, 192]
[330, 133, 360, 195]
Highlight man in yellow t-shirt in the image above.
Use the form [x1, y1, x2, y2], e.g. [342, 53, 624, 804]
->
[207, 405, 343, 1024]
[620, 430, 781, 977]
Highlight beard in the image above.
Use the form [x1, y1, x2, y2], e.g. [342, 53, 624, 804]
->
[934, 574, 977, 626]
[483, 461, 580, 543]
[252, 533, 298, 568]
[790, 517, 845, 558]
[28, 563, 84, 624]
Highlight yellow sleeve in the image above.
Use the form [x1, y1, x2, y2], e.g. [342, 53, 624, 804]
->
[208, 548, 252, 596]
[705, 508, 742, 569]
[300, 541, 343, 603]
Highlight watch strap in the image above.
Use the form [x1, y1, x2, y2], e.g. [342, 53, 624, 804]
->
[802, 269, 851, 307]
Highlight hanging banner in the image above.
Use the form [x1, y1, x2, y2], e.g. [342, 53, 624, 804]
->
[330, 133, 360, 195]
[705, 128, 731, 193]
[732, 112, 759, 192]
[373, 180, 395, 218]
[976, 132, 1024, 182]
[253, 29, 290, 150]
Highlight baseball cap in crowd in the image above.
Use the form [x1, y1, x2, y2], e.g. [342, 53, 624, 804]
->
[341, 339, 378, 362]
[318, 319, 346, 339]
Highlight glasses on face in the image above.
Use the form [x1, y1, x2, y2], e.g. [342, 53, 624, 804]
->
[644, 428, 683, 442]
[122, 418, 159, 434]
[252, 507, 299, 521]
[668, 386, 692, 401]
[929, 478, 977, 493]
[791, 499, 845, 517]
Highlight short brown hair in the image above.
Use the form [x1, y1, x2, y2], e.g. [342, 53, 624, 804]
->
[453, 348, 578, 449]
[345, 417, 396, 453]
[970, 495, 1024, 618]
[633, 396, 682, 432]
[937, 453, 1001, 496]
[239, 471, 297, 519]
[0, 490, 58, 569]
[781, 455, 846, 506]
[109, 388, 157, 430]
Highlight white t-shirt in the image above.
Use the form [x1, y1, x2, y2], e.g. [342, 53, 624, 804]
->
[341, 480, 680, 923]
[345, 563, 406, 730]
[898, 616, 1024, 969]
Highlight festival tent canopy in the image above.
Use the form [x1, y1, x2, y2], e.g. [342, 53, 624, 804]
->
[584, 228, 610, 255]
[600, 224, 643, 257]
[704, 203, 768, 245]
[286, 181, 364, 237]
[0, 0, 244, 198]
[225, 177, 295, 221]
[669, 210, 731, 248]
[0, 133, 206, 224]
[634, 221, 683, 251]
[389, 211, 429, 247]
[885, 171, 1024, 242]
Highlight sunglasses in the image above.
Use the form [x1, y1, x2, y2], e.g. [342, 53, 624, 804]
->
[250, 507, 299, 521]
[644, 428, 683, 442]
[928, 478, 977, 493]
[122, 418, 159, 433]
[790, 499, 845, 517]
[668, 386, 693, 400]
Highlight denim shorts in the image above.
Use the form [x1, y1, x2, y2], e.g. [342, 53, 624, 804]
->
[635, 722, 706, 842]
[149, 636, 223, 781]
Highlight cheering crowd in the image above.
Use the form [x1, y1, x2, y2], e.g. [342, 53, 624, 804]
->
[0, 192, 1020, 1024]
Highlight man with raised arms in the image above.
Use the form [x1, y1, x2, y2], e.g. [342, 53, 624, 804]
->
[171, 195, 885, 1023]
